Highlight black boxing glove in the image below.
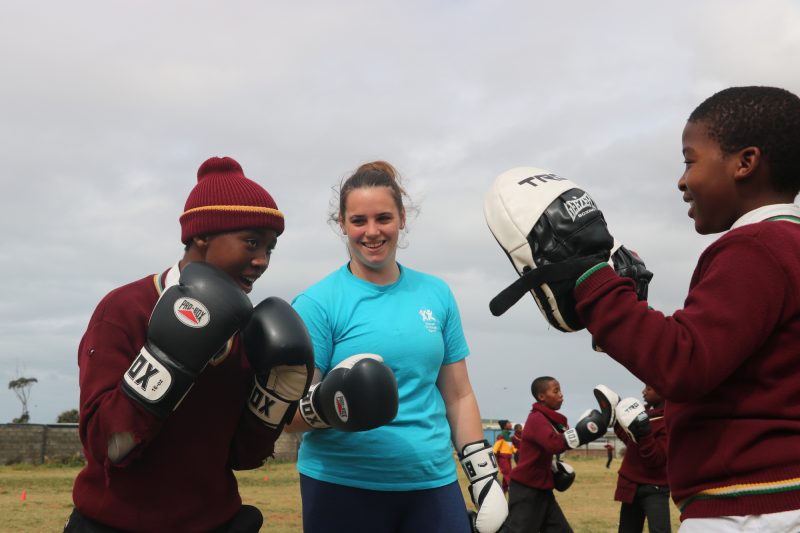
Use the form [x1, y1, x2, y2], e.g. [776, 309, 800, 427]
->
[610, 244, 653, 301]
[122, 262, 253, 418]
[242, 297, 315, 429]
[299, 354, 398, 432]
[563, 387, 615, 449]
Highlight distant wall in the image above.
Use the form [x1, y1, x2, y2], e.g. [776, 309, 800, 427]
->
[0, 423, 82, 464]
[0, 424, 301, 465]
[274, 432, 301, 461]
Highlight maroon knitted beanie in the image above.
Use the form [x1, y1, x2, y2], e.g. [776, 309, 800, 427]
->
[180, 157, 284, 244]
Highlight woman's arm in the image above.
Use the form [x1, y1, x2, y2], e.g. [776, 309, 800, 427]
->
[440, 359, 509, 532]
[437, 359, 484, 450]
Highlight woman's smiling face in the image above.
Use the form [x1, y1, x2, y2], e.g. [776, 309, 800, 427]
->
[340, 186, 405, 278]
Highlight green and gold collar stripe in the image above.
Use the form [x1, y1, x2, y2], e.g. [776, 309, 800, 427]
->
[767, 215, 800, 224]
[679, 477, 800, 511]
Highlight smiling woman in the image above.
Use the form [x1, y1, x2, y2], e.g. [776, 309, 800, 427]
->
[283, 161, 508, 533]
[337, 162, 407, 284]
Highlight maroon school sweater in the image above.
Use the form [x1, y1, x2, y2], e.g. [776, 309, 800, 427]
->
[576, 218, 800, 519]
[72, 266, 280, 532]
[510, 403, 569, 490]
[614, 405, 668, 503]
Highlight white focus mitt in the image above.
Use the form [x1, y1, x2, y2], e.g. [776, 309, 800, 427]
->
[484, 167, 613, 330]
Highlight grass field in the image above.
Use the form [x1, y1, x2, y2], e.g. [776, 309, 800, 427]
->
[0, 455, 680, 532]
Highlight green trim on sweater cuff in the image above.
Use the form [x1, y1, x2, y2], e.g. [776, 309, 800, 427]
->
[575, 262, 609, 287]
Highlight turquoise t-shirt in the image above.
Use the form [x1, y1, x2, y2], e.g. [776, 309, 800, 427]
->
[292, 263, 469, 491]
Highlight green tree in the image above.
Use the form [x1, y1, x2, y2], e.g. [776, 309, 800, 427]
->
[9, 376, 37, 423]
[57, 408, 80, 423]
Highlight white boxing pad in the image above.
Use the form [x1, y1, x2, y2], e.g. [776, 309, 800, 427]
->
[484, 168, 580, 275]
[484, 167, 614, 331]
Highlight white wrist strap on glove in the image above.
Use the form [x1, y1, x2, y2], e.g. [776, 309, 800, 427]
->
[299, 383, 330, 429]
[460, 441, 508, 533]
[248, 378, 290, 428]
[248, 365, 309, 428]
[563, 427, 581, 449]
[563, 409, 593, 449]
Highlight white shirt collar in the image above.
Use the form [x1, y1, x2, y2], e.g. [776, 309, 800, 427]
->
[164, 261, 182, 290]
[731, 203, 800, 230]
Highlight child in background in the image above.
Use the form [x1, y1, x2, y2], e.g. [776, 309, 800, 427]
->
[493, 420, 514, 493]
[614, 385, 669, 533]
[605, 441, 615, 469]
[512, 423, 523, 464]
[502, 377, 613, 533]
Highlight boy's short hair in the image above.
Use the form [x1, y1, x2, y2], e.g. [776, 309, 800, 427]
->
[498, 419, 509, 430]
[531, 376, 556, 401]
[688, 86, 800, 195]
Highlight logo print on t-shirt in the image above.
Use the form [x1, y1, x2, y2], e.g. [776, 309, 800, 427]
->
[419, 309, 438, 333]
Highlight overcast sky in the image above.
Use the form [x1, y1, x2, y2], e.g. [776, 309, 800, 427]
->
[1, 1, 799, 427]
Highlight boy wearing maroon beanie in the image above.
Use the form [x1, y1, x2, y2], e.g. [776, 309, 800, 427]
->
[613, 385, 670, 533]
[66, 157, 310, 532]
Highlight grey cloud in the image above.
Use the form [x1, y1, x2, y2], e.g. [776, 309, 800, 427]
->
[2, 1, 799, 423]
